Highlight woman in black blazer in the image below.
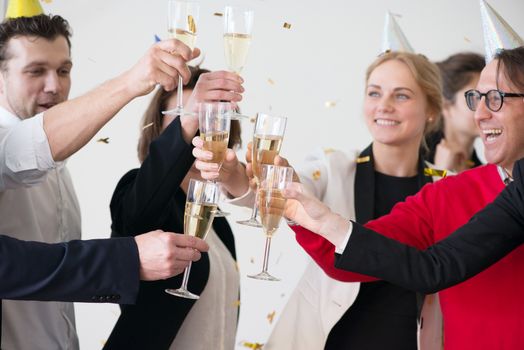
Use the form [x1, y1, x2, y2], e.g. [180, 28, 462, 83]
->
[103, 67, 245, 349]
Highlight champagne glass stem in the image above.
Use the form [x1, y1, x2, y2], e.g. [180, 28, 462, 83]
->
[261, 236, 272, 273]
[180, 261, 193, 290]
[236, 185, 262, 227]
[175, 75, 184, 111]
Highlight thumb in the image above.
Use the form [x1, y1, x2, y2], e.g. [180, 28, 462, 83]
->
[225, 149, 237, 163]
[274, 155, 289, 167]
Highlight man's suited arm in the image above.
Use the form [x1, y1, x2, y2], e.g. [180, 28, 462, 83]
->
[335, 162, 524, 293]
[0, 235, 140, 304]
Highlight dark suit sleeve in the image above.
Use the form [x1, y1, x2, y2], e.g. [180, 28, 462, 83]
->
[0, 235, 140, 304]
[110, 117, 195, 236]
[335, 160, 524, 294]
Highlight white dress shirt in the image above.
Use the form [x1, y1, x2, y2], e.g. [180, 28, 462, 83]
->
[0, 107, 81, 350]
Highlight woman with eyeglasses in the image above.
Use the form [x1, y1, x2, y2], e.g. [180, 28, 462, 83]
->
[285, 46, 524, 350]
[425, 53, 485, 173]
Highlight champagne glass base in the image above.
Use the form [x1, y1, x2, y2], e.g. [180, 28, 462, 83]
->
[247, 271, 280, 281]
[214, 209, 230, 217]
[165, 288, 200, 300]
[236, 217, 262, 227]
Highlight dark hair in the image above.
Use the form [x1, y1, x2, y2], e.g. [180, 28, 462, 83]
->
[0, 14, 72, 70]
[436, 52, 485, 103]
[138, 66, 242, 163]
[495, 46, 524, 92]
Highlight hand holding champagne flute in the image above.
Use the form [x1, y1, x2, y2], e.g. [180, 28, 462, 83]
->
[163, 0, 200, 116]
[237, 113, 287, 227]
[166, 179, 220, 299]
[248, 165, 294, 281]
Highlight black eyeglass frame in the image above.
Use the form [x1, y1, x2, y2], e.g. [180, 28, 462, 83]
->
[465, 89, 524, 112]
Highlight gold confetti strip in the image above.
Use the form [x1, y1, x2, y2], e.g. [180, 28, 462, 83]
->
[249, 117, 256, 123]
[97, 137, 110, 144]
[356, 156, 370, 164]
[324, 148, 335, 154]
[283, 22, 291, 29]
[241, 341, 264, 349]
[142, 122, 154, 130]
[42, 0, 53, 3]
[214, 12, 223, 17]
[424, 168, 447, 178]
[267, 78, 275, 85]
[324, 100, 337, 108]
[188, 15, 197, 33]
[312, 170, 321, 180]
[233, 300, 241, 307]
[464, 36, 471, 43]
[267, 310, 276, 324]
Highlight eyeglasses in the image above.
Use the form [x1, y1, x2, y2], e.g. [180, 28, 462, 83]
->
[465, 89, 524, 112]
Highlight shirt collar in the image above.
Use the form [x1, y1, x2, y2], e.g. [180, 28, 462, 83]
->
[0, 106, 22, 127]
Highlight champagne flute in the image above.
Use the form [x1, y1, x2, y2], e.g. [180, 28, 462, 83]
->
[223, 5, 253, 120]
[198, 102, 232, 217]
[237, 113, 287, 227]
[163, 0, 200, 116]
[165, 179, 220, 299]
[248, 165, 294, 281]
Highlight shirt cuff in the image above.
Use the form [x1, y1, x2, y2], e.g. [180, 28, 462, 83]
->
[334, 220, 353, 254]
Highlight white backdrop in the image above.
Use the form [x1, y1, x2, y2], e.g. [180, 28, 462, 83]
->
[8, 0, 524, 348]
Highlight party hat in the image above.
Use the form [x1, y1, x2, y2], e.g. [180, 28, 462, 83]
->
[381, 11, 414, 54]
[480, 0, 523, 62]
[5, 0, 44, 19]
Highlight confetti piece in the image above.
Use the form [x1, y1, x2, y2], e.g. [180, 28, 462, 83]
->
[424, 168, 447, 178]
[142, 122, 154, 130]
[249, 117, 256, 123]
[241, 341, 264, 349]
[97, 137, 110, 144]
[324, 148, 335, 154]
[88, 57, 97, 64]
[267, 78, 275, 85]
[312, 170, 321, 180]
[283, 22, 291, 29]
[280, 293, 285, 298]
[250, 257, 255, 264]
[188, 15, 197, 33]
[267, 310, 276, 324]
[233, 300, 241, 307]
[154, 34, 161, 43]
[235, 262, 240, 271]
[214, 12, 223, 17]
[464, 36, 471, 43]
[324, 100, 337, 108]
[42, 0, 53, 3]
[356, 156, 370, 164]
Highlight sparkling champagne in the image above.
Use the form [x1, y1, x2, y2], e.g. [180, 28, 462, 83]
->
[169, 27, 196, 49]
[223, 33, 252, 73]
[184, 202, 217, 239]
[201, 131, 229, 165]
[258, 188, 286, 236]
[252, 135, 283, 181]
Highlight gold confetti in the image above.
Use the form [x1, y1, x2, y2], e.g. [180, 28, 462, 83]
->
[214, 12, 223, 17]
[424, 168, 447, 178]
[356, 156, 370, 164]
[188, 15, 197, 33]
[312, 170, 321, 180]
[233, 300, 241, 307]
[249, 117, 256, 123]
[241, 341, 264, 349]
[42, 0, 53, 3]
[324, 148, 335, 154]
[283, 22, 291, 29]
[267, 78, 275, 85]
[464, 36, 471, 43]
[324, 100, 337, 108]
[267, 310, 276, 324]
[97, 137, 110, 144]
[142, 122, 154, 130]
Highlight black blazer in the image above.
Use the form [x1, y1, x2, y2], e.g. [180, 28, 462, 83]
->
[104, 118, 236, 350]
[0, 234, 141, 344]
[335, 158, 524, 294]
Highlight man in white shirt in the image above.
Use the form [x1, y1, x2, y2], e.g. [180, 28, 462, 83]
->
[0, 13, 203, 349]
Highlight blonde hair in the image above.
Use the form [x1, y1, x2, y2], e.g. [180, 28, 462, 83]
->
[365, 51, 443, 137]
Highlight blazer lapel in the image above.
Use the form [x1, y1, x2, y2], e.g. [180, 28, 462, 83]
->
[354, 144, 375, 223]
